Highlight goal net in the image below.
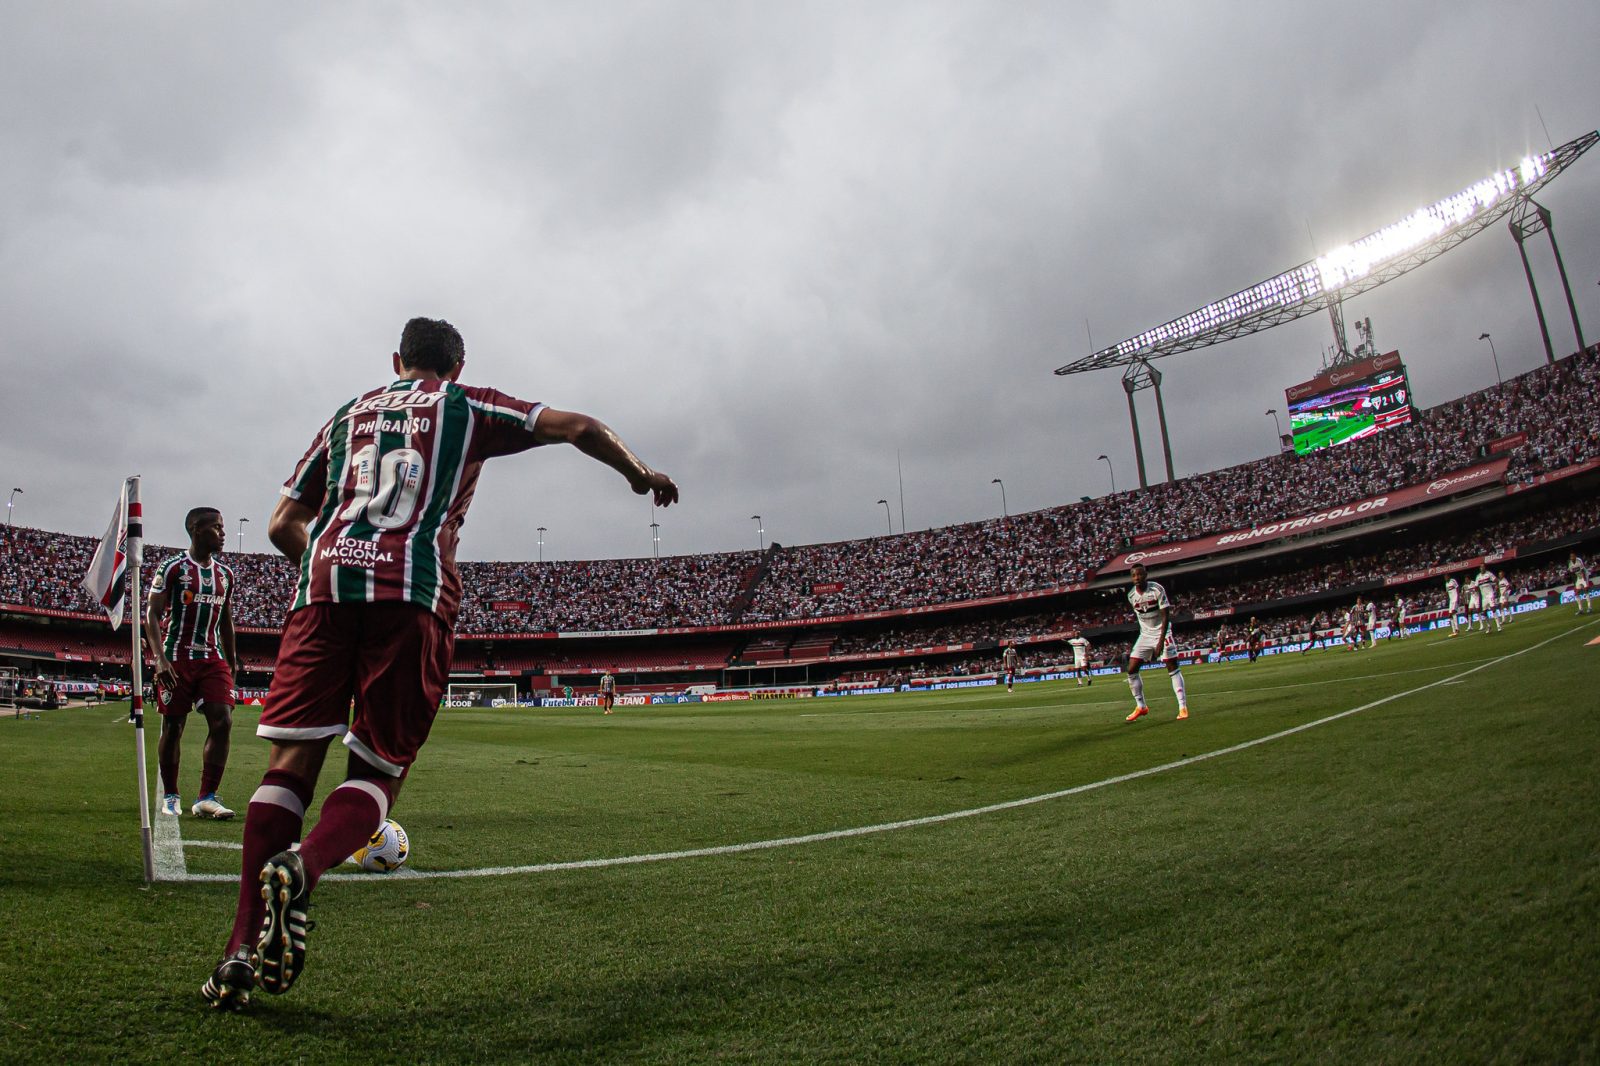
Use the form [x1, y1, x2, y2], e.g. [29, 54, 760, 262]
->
[444, 682, 520, 708]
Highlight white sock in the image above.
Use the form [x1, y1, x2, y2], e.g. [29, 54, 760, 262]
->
[1128, 673, 1146, 707]
[1169, 669, 1187, 706]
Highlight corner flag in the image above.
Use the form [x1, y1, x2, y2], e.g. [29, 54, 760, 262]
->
[82, 478, 155, 882]
[81, 484, 136, 630]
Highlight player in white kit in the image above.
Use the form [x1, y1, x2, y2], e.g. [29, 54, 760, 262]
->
[1445, 575, 1461, 637]
[1475, 566, 1501, 633]
[1496, 574, 1513, 626]
[1068, 635, 1092, 687]
[1391, 595, 1409, 640]
[1571, 553, 1593, 615]
[1364, 598, 1379, 648]
[1123, 564, 1189, 722]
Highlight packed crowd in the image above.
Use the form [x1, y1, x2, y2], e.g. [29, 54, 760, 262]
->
[745, 347, 1600, 618]
[2, 347, 1596, 633]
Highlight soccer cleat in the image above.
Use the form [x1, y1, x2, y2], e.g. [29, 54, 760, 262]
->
[160, 794, 183, 816]
[1125, 706, 1148, 722]
[1176, 705, 1189, 720]
[256, 850, 313, 996]
[200, 946, 256, 1011]
[192, 795, 236, 820]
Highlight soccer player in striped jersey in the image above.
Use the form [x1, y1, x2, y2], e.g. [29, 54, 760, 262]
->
[201, 317, 678, 1010]
[1123, 564, 1189, 721]
[143, 507, 239, 820]
[599, 670, 617, 714]
[1001, 643, 1019, 692]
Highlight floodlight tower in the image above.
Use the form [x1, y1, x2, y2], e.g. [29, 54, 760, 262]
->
[1508, 193, 1587, 363]
[1120, 360, 1176, 489]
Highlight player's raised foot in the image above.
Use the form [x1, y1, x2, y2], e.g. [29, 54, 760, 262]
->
[160, 794, 183, 816]
[191, 794, 235, 820]
[1176, 705, 1189, 720]
[256, 850, 313, 996]
[1125, 706, 1148, 722]
[200, 946, 256, 1011]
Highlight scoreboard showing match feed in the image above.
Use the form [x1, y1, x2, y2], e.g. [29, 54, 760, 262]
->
[1285, 350, 1413, 456]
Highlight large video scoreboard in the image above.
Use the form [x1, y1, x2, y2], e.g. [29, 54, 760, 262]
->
[1285, 351, 1413, 455]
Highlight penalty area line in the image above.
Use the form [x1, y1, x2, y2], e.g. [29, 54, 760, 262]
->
[166, 623, 1585, 885]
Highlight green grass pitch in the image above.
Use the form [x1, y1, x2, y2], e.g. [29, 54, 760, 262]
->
[3, 608, 1597, 1063]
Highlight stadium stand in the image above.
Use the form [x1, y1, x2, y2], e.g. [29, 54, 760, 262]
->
[3, 344, 1597, 695]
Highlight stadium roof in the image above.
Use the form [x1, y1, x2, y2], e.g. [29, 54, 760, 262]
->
[1055, 129, 1599, 377]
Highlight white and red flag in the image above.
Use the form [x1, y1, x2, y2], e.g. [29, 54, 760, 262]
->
[81, 479, 143, 631]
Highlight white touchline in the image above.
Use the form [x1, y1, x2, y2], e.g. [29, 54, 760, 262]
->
[165, 623, 1587, 885]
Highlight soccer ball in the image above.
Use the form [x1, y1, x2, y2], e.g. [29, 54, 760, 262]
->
[349, 818, 410, 872]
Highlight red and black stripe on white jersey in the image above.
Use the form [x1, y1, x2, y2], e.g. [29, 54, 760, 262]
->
[149, 553, 233, 661]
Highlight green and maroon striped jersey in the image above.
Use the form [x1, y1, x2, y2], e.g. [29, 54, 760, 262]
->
[282, 379, 545, 627]
[149, 553, 234, 661]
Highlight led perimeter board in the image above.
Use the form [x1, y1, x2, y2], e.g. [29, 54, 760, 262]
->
[1285, 351, 1412, 455]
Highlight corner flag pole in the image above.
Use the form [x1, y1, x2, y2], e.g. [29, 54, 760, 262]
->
[126, 477, 155, 884]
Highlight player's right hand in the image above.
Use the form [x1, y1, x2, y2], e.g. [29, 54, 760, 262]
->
[633, 470, 679, 508]
[153, 659, 177, 692]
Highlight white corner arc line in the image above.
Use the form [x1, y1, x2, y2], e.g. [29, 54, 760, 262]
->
[167, 624, 1586, 885]
[152, 812, 187, 880]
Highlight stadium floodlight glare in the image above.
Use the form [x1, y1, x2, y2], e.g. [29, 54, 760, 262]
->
[1056, 130, 1598, 375]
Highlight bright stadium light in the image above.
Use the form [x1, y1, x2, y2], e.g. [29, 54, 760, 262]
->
[1057, 131, 1598, 375]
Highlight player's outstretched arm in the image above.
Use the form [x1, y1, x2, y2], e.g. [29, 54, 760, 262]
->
[267, 496, 318, 566]
[533, 408, 679, 507]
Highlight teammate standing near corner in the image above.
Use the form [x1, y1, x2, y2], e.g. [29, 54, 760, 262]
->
[1001, 643, 1019, 693]
[144, 507, 239, 820]
[1124, 564, 1189, 722]
[200, 317, 678, 1010]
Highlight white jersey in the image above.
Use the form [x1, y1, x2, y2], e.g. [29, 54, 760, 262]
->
[1476, 570, 1496, 606]
[1365, 602, 1378, 626]
[1068, 636, 1090, 665]
[1446, 577, 1460, 606]
[1572, 557, 1591, 590]
[1497, 578, 1511, 603]
[1127, 581, 1172, 639]
[1466, 585, 1480, 608]
[1395, 598, 1408, 620]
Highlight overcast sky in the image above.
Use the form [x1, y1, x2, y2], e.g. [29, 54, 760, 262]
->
[4, 2, 1598, 562]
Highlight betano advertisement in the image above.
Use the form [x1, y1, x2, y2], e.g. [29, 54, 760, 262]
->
[1100, 456, 1511, 574]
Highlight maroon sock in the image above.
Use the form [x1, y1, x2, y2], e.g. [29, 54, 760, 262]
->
[225, 769, 314, 956]
[297, 778, 394, 890]
[198, 761, 226, 799]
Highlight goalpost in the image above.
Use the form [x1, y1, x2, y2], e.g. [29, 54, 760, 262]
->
[444, 682, 520, 708]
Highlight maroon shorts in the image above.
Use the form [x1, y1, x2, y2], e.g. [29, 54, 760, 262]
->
[259, 602, 454, 777]
[156, 657, 235, 716]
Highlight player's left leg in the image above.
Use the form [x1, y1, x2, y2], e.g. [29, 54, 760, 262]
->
[1166, 660, 1189, 719]
[157, 709, 189, 815]
[192, 700, 235, 819]
[1125, 656, 1149, 721]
